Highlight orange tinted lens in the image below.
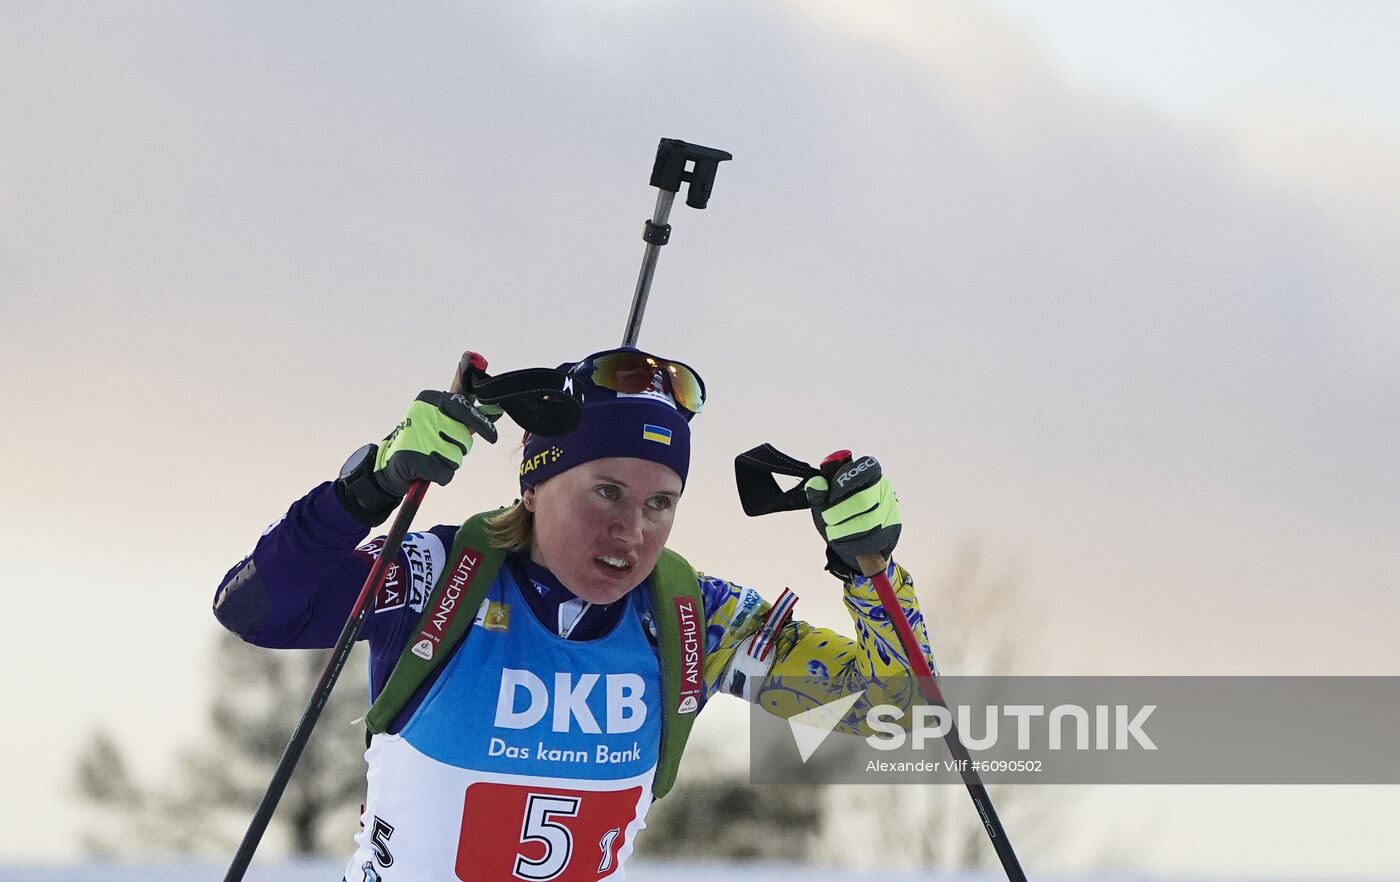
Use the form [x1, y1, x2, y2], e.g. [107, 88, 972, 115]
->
[662, 362, 705, 412]
[590, 353, 705, 412]
[590, 352, 656, 393]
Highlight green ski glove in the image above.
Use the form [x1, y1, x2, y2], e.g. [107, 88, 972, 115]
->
[336, 391, 501, 527]
[804, 455, 902, 581]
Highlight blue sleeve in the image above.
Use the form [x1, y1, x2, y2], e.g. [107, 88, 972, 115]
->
[212, 482, 457, 669]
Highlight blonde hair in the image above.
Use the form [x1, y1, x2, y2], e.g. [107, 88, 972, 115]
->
[485, 501, 534, 553]
[486, 442, 535, 553]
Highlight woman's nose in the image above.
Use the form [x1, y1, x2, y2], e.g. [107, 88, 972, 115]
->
[611, 506, 644, 543]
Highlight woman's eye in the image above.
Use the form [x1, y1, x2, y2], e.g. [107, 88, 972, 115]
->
[595, 484, 621, 501]
[646, 495, 673, 511]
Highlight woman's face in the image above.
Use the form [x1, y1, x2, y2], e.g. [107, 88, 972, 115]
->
[522, 457, 683, 604]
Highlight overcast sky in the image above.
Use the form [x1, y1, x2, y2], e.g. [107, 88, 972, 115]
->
[3, 1, 1397, 876]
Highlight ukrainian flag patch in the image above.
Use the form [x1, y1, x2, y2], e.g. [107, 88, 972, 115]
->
[642, 424, 673, 445]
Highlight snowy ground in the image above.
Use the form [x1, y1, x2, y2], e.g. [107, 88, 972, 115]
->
[0, 869, 1088, 882]
[0, 864, 1361, 882]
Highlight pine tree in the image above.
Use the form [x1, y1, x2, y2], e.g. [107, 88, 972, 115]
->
[74, 631, 370, 858]
[638, 766, 825, 861]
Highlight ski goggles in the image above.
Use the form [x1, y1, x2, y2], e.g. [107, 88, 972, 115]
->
[570, 348, 707, 415]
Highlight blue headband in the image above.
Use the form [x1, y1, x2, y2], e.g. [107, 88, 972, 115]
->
[518, 350, 697, 492]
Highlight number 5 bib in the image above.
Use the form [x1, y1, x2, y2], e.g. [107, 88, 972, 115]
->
[346, 570, 663, 882]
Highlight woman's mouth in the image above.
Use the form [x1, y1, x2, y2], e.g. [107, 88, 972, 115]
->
[595, 555, 632, 574]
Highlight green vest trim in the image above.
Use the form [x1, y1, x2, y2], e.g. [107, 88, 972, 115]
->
[364, 508, 704, 800]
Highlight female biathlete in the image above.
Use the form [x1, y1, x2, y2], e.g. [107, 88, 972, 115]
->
[213, 346, 933, 882]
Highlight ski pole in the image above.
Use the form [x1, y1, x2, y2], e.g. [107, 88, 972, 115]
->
[622, 138, 731, 346]
[223, 354, 580, 882]
[734, 445, 1029, 881]
[222, 477, 429, 882]
[816, 452, 1027, 881]
[860, 557, 1028, 880]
